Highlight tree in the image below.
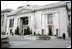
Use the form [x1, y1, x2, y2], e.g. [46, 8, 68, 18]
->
[34, 32, 36, 35]
[25, 26, 30, 35]
[15, 26, 19, 35]
[38, 33, 40, 36]
[30, 29, 32, 34]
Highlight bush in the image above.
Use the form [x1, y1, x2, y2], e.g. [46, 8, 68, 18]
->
[24, 26, 30, 35]
[34, 32, 36, 35]
[37, 33, 41, 36]
[15, 26, 19, 35]
[30, 29, 32, 34]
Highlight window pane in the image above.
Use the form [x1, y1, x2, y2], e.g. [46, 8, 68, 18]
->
[48, 14, 53, 24]
[9, 19, 14, 27]
[22, 17, 28, 25]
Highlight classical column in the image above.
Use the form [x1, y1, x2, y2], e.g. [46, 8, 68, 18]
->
[34, 10, 36, 32]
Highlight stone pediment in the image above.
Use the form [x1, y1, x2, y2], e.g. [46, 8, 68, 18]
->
[8, 1, 67, 16]
[8, 5, 37, 16]
[1, 8, 13, 13]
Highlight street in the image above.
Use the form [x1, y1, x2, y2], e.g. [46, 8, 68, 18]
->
[8, 35, 71, 48]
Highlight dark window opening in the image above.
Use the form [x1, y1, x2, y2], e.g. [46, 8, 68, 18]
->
[21, 17, 28, 25]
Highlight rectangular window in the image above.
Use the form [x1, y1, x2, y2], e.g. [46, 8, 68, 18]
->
[21, 17, 28, 25]
[48, 14, 53, 24]
[9, 19, 14, 27]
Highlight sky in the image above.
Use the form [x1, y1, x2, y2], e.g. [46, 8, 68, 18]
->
[1, 1, 70, 10]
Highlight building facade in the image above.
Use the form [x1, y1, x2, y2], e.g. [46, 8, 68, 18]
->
[66, 2, 71, 37]
[6, 1, 71, 37]
[1, 9, 13, 34]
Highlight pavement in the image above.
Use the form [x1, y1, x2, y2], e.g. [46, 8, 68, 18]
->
[8, 35, 71, 48]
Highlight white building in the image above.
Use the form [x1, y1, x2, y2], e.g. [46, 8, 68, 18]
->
[1, 9, 13, 34]
[6, 1, 71, 37]
[66, 2, 71, 37]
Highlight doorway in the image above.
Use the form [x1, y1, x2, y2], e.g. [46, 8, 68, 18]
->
[48, 25, 53, 36]
[10, 29, 12, 34]
[20, 17, 28, 35]
[23, 29, 27, 35]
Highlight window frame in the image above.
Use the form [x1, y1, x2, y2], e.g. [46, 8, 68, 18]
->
[1, 15, 4, 26]
[47, 14, 53, 24]
[9, 19, 14, 27]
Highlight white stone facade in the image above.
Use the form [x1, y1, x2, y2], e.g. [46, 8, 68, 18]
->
[6, 2, 71, 38]
[1, 9, 13, 33]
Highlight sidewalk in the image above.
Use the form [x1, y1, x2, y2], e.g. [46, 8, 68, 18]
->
[8, 35, 71, 40]
[9, 37, 71, 48]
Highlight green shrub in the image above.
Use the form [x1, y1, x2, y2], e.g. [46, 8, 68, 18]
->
[24, 26, 30, 35]
[34, 32, 36, 35]
[15, 26, 19, 35]
[30, 29, 32, 34]
[38, 33, 41, 36]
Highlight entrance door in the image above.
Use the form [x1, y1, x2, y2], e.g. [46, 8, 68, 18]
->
[20, 17, 28, 35]
[48, 25, 53, 36]
[23, 29, 27, 35]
